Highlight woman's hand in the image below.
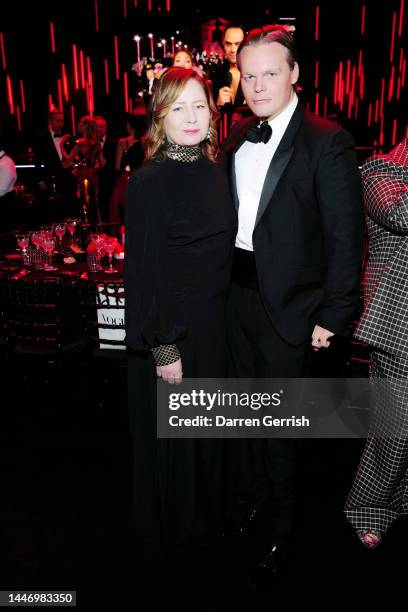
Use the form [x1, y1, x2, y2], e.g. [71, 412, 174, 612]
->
[156, 358, 183, 385]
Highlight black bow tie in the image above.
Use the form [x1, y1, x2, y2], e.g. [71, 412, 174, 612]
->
[245, 121, 272, 144]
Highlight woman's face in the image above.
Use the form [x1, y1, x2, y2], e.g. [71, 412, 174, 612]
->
[164, 78, 210, 146]
[173, 51, 193, 69]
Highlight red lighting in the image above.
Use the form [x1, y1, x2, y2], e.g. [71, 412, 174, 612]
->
[72, 45, 79, 89]
[334, 71, 338, 104]
[388, 65, 395, 101]
[124, 72, 129, 111]
[19, 79, 26, 113]
[368, 103, 372, 127]
[80, 50, 85, 89]
[48, 94, 54, 112]
[346, 59, 351, 94]
[114, 36, 120, 80]
[57, 79, 63, 110]
[398, 0, 405, 37]
[123, 0, 127, 17]
[16, 105, 21, 131]
[392, 119, 397, 145]
[0, 33, 6, 69]
[315, 92, 319, 115]
[50, 21, 56, 53]
[315, 5, 320, 41]
[94, 0, 99, 33]
[390, 11, 397, 62]
[104, 59, 109, 94]
[314, 61, 319, 89]
[148, 0, 152, 11]
[6, 75, 14, 114]
[71, 105, 76, 135]
[361, 4, 366, 34]
[62, 64, 69, 101]
[166, 0, 171, 10]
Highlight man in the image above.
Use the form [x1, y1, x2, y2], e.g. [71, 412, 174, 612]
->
[344, 138, 408, 549]
[0, 138, 17, 231]
[211, 26, 245, 112]
[35, 109, 74, 202]
[95, 115, 117, 222]
[223, 25, 364, 587]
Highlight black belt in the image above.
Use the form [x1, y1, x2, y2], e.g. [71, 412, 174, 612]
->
[232, 247, 259, 291]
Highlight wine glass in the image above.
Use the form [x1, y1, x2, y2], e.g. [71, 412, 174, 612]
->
[54, 223, 66, 252]
[103, 236, 118, 274]
[30, 231, 45, 270]
[89, 233, 106, 270]
[42, 237, 58, 271]
[16, 233, 30, 266]
[66, 219, 77, 246]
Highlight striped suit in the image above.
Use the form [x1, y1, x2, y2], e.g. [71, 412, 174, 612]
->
[345, 138, 408, 534]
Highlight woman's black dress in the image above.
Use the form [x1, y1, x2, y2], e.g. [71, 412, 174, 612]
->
[125, 150, 236, 553]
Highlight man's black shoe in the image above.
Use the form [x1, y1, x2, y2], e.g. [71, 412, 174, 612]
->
[247, 544, 286, 591]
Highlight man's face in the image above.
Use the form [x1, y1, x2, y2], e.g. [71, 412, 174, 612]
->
[96, 118, 107, 140]
[223, 28, 244, 65]
[50, 113, 64, 134]
[240, 42, 299, 121]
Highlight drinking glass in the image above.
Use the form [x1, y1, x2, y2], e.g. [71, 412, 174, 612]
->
[54, 223, 66, 251]
[103, 236, 118, 274]
[16, 233, 30, 266]
[66, 219, 78, 246]
[42, 237, 58, 271]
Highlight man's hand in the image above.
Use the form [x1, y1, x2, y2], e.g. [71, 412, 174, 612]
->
[217, 86, 233, 107]
[311, 325, 334, 351]
[156, 358, 183, 385]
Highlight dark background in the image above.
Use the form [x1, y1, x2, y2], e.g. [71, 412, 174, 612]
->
[1, 0, 407, 151]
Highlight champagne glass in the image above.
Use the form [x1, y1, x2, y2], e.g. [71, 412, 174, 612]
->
[66, 219, 77, 246]
[103, 236, 118, 274]
[42, 237, 58, 271]
[54, 223, 66, 252]
[89, 233, 106, 270]
[30, 232, 45, 270]
[16, 233, 30, 266]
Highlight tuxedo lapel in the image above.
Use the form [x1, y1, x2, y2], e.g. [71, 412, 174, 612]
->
[254, 103, 304, 228]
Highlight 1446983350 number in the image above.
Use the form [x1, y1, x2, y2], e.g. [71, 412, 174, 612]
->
[2, 591, 76, 606]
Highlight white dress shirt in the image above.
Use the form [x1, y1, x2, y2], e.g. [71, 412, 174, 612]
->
[0, 151, 17, 197]
[235, 94, 298, 251]
[50, 129, 63, 161]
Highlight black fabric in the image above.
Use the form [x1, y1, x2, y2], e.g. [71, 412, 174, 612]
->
[125, 153, 237, 552]
[245, 120, 272, 144]
[226, 281, 311, 544]
[232, 247, 259, 290]
[224, 103, 365, 345]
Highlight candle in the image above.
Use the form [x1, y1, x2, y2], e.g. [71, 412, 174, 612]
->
[148, 33, 154, 60]
[134, 35, 141, 74]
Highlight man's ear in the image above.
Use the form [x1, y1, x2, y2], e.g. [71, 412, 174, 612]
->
[291, 62, 299, 86]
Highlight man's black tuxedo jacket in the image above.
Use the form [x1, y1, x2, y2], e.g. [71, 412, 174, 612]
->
[224, 103, 364, 345]
[35, 130, 65, 174]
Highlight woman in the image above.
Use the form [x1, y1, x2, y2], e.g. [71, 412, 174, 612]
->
[125, 68, 236, 554]
[344, 138, 408, 548]
[172, 49, 195, 70]
[60, 116, 105, 224]
[109, 113, 145, 223]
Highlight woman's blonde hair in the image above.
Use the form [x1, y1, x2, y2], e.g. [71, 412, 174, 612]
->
[79, 115, 97, 141]
[144, 68, 219, 162]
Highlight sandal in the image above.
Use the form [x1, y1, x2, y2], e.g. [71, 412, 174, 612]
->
[356, 529, 382, 549]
